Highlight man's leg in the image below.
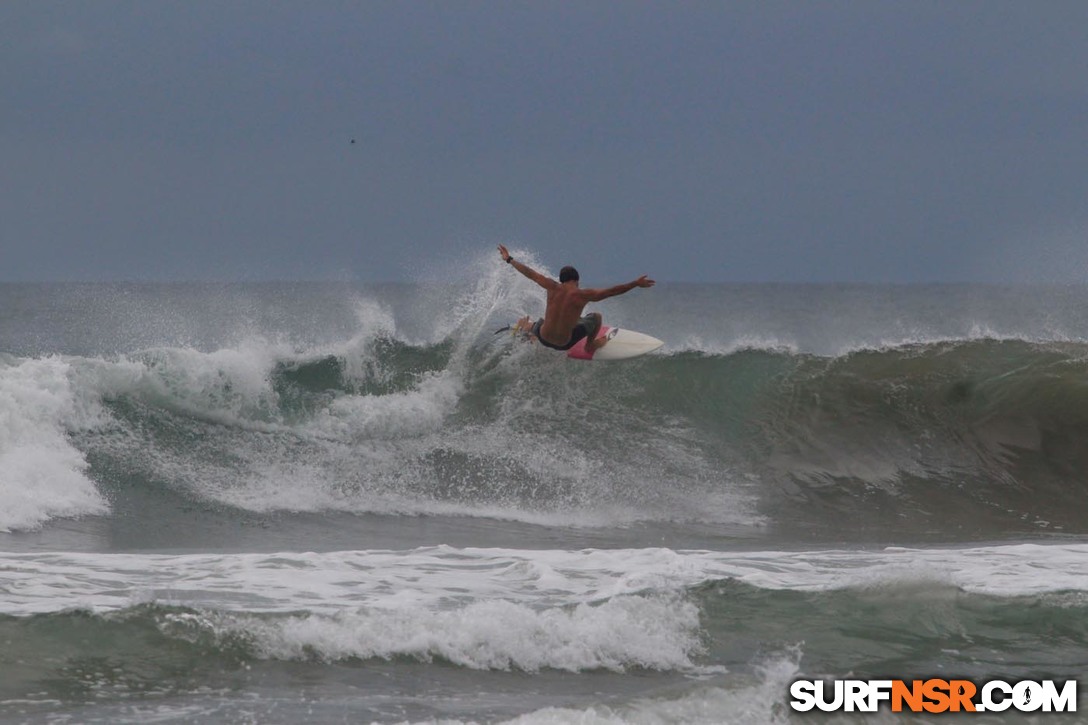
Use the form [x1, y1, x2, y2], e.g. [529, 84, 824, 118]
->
[585, 312, 608, 352]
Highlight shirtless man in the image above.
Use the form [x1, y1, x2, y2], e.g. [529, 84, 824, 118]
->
[498, 245, 655, 352]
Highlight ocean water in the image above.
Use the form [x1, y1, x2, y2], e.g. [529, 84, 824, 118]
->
[3, 261, 1088, 723]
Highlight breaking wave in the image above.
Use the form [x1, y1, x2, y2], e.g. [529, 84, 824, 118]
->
[4, 274, 1088, 540]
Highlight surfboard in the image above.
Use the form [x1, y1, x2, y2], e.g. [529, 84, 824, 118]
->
[566, 325, 664, 361]
[497, 320, 663, 360]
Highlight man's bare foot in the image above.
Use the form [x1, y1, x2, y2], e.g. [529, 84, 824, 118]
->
[586, 313, 607, 351]
[588, 329, 610, 352]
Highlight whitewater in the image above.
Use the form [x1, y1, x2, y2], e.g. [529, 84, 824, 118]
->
[3, 257, 1088, 722]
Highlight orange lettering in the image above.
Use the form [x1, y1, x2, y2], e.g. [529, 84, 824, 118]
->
[892, 680, 924, 713]
[922, 679, 951, 713]
[948, 680, 977, 712]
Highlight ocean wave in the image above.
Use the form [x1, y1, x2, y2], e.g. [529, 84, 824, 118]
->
[503, 649, 802, 725]
[5, 543, 1088, 680]
[50, 331, 758, 529]
[0, 356, 108, 531]
[6, 543, 1088, 617]
[163, 593, 703, 673]
[7, 318, 1088, 534]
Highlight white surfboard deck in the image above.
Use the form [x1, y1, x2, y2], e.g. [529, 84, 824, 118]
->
[566, 325, 664, 361]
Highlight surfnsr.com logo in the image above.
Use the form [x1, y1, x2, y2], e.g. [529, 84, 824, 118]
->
[790, 678, 1078, 714]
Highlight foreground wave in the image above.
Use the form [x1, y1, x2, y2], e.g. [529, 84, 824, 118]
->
[5, 334, 1088, 538]
[2, 543, 1086, 720]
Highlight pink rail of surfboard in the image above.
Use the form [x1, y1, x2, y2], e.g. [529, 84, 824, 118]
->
[566, 326, 613, 360]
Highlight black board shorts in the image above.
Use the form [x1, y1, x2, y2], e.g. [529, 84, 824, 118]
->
[531, 314, 601, 351]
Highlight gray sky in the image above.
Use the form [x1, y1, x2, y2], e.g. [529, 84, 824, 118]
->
[3, 1, 1086, 282]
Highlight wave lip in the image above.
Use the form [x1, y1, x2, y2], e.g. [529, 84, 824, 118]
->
[0, 356, 108, 531]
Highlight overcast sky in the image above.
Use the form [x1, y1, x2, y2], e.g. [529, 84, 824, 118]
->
[2, 1, 1086, 283]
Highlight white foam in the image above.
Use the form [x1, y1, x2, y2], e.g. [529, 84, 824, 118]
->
[0, 357, 108, 531]
[5, 542, 1088, 619]
[669, 334, 801, 356]
[5, 543, 1088, 680]
[63, 338, 295, 435]
[125, 340, 291, 423]
[65, 344, 755, 530]
[167, 593, 702, 673]
[55, 326, 477, 515]
[308, 370, 462, 440]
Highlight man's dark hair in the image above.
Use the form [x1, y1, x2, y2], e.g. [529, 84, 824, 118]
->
[559, 266, 579, 283]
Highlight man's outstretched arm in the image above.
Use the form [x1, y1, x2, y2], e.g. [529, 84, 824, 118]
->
[498, 245, 557, 290]
[582, 275, 655, 302]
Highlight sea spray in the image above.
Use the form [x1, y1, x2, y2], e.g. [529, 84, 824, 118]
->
[0, 356, 107, 531]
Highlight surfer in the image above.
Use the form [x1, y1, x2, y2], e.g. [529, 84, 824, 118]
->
[498, 245, 655, 352]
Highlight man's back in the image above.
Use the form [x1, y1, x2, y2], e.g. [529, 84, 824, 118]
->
[497, 244, 655, 350]
[539, 283, 591, 347]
